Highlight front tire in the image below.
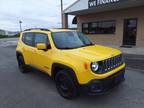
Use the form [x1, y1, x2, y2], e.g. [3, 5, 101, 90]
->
[55, 70, 78, 99]
[17, 55, 28, 73]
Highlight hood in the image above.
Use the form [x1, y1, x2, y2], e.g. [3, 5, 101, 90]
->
[62, 45, 122, 62]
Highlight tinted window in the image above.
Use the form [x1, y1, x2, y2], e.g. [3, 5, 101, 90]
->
[34, 33, 49, 46]
[52, 32, 93, 49]
[22, 33, 34, 46]
[82, 20, 116, 34]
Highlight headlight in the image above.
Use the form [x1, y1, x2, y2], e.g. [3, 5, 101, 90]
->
[91, 62, 99, 72]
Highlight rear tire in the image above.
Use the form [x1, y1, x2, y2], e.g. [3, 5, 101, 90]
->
[55, 70, 78, 99]
[17, 55, 28, 73]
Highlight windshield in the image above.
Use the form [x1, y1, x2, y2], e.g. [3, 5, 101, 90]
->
[52, 31, 94, 49]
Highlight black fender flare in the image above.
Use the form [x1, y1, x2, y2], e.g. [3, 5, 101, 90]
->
[16, 51, 23, 59]
[51, 63, 79, 85]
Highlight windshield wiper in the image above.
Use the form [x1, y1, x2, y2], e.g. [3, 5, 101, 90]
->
[59, 43, 94, 49]
[80, 43, 94, 47]
[60, 47, 76, 49]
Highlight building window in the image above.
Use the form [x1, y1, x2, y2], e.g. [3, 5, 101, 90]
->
[82, 23, 89, 34]
[82, 20, 116, 34]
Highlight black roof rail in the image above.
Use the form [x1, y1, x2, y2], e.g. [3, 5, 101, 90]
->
[24, 28, 50, 31]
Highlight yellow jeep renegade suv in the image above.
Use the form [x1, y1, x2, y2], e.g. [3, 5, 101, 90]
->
[16, 28, 126, 99]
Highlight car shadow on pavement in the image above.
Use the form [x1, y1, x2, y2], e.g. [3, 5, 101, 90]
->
[23, 67, 56, 91]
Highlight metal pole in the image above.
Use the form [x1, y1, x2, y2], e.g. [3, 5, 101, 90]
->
[61, 0, 63, 12]
[61, 0, 63, 28]
[19, 21, 22, 32]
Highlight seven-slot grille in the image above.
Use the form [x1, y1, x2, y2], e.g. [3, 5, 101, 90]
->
[98, 54, 123, 74]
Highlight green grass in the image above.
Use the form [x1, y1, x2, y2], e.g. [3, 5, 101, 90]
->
[0, 34, 20, 39]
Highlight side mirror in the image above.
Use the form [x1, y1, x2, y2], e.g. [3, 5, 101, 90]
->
[36, 43, 47, 50]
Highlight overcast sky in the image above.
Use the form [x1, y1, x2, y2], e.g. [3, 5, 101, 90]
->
[0, 0, 77, 31]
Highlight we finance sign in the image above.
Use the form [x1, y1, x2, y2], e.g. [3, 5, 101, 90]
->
[88, 0, 120, 8]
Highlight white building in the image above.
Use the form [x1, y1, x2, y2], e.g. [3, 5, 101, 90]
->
[0, 29, 6, 36]
[63, 0, 144, 48]
[5, 31, 18, 36]
[0, 29, 18, 36]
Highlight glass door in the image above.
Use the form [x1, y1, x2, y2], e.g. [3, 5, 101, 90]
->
[123, 18, 137, 46]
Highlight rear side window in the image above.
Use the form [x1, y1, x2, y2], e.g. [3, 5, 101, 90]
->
[22, 33, 34, 46]
[34, 33, 50, 46]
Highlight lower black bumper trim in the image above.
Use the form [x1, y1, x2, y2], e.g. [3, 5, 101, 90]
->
[79, 68, 125, 95]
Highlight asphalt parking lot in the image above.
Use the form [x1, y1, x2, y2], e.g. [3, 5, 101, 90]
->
[0, 44, 144, 108]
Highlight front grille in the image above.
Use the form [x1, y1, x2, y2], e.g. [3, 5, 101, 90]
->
[98, 54, 123, 74]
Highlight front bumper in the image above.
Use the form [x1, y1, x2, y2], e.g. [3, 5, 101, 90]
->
[79, 68, 125, 95]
